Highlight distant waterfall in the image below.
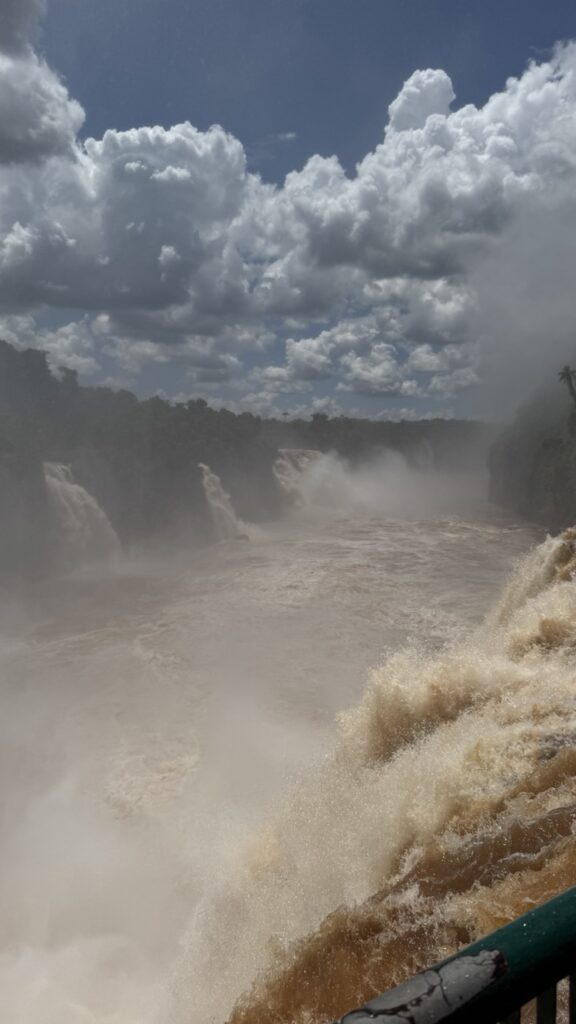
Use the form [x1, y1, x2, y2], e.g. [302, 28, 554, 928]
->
[273, 449, 322, 505]
[44, 463, 120, 567]
[199, 463, 248, 541]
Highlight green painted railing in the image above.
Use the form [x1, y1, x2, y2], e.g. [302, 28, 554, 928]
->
[332, 887, 576, 1024]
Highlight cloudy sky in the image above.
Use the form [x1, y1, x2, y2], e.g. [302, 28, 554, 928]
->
[2, 0, 576, 419]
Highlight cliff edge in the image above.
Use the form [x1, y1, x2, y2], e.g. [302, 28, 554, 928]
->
[489, 389, 576, 531]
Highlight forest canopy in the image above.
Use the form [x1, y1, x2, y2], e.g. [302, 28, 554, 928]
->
[0, 338, 490, 574]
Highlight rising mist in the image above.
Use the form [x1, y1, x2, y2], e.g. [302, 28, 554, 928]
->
[0, 446, 544, 1023]
[3, 2, 576, 1021]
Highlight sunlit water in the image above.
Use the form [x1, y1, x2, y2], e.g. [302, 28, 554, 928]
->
[1, 482, 563, 1023]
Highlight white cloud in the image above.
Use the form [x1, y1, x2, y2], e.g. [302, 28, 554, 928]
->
[0, 313, 99, 374]
[2, 24, 576, 410]
[388, 68, 455, 132]
[272, 312, 475, 400]
[340, 344, 420, 397]
[0, 51, 84, 163]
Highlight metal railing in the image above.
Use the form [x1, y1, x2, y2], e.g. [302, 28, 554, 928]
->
[332, 887, 576, 1024]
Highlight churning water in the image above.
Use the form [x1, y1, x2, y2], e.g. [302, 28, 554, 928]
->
[3, 457, 575, 1024]
[273, 450, 322, 505]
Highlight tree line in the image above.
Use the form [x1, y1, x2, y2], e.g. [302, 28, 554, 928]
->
[0, 338, 490, 575]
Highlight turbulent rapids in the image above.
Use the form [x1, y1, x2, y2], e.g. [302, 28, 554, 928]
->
[273, 450, 322, 504]
[2, 468, 576, 1024]
[227, 528, 576, 1024]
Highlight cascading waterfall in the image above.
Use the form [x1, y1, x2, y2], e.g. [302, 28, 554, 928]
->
[44, 463, 120, 568]
[273, 448, 480, 517]
[4, 500, 574, 1024]
[199, 463, 248, 541]
[273, 449, 322, 505]
[176, 527, 576, 1024]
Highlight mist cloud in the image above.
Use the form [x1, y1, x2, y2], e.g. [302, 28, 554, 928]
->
[2, 7, 576, 413]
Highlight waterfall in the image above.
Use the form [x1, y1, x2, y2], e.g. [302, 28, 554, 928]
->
[273, 449, 322, 505]
[219, 526, 576, 1023]
[199, 463, 248, 541]
[44, 463, 120, 568]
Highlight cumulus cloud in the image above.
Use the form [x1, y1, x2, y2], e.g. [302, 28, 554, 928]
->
[0, 121, 250, 314]
[0, 313, 99, 374]
[285, 319, 381, 382]
[2, 22, 576, 413]
[0, 0, 83, 163]
[387, 68, 455, 131]
[340, 345, 420, 397]
[0, 51, 84, 163]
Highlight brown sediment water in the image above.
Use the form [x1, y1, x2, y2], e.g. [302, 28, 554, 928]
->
[3, 469, 571, 1024]
[227, 529, 576, 1024]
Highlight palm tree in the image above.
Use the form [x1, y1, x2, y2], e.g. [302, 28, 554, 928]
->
[559, 365, 576, 409]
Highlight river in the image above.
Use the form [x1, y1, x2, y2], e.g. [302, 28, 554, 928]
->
[4, 462, 573, 1024]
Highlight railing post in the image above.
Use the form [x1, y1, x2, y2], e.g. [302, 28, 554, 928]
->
[332, 887, 576, 1024]
[570, 975, 576, 1024]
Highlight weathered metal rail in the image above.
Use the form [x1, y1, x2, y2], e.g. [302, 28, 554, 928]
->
[332, 887, 576, 1024]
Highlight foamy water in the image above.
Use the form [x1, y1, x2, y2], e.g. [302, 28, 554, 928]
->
[273, 450, 322, 505]
[1, 472, 561, 1024]
[44, 463, 120, 569]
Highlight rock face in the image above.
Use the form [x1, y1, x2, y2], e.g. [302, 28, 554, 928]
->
[489, 396, 576, 531]
[0, 441, 50, 577]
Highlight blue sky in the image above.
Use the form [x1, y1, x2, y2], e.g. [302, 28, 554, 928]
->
[43, 0, 576, 182]
[2, 0, 576, 418]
